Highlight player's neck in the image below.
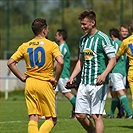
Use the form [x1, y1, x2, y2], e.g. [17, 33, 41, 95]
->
[59, 40, 65, 45]
[88, 28, 98, 36]
[34, 32, 46, 39]
[113, 38, 119, 41]
[34, 35, 45, 39]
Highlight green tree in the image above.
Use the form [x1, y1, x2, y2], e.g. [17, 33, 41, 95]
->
[1, 0, 133, 59]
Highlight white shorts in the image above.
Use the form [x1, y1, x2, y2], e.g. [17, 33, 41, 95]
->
[55, 78, 71, 93]
[111, 73, 126, 91]
[75, 84, 108, 115]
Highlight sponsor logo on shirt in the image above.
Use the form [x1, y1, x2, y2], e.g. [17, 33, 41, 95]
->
[29, 42, 39, 45]
[83, 48, 95, 60]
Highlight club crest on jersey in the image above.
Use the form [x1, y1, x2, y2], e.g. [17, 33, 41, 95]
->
[83, 48, 95, 60]
[40, 41, 44, 46]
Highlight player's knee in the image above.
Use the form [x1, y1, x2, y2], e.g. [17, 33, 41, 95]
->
[29, 114, 39, 122]
[92, 114, 102, 121]
[52, 117, 57, 125]
[75, 113, 86, 121]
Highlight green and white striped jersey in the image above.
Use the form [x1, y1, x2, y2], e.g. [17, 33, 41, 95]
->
[79, 31, 115, 85]
[59, 42, 70, 78]
[112, 40, 126, 76]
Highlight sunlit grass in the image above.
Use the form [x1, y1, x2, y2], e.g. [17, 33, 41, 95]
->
[0, 90, 133, 133]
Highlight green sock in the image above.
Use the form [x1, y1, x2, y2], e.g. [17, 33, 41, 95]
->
[109, 98, 118, 116]
[120, 94, 132, 116]
[70, 96, 76, 107]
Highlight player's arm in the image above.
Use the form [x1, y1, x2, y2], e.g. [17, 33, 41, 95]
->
[96, 57, 116, 85]
[50, 56, 63, 88]
[7, 58, 26, 82]
[116, 41, 126, 62]
[55, 55, 64, 82]
[69, 59, 83, 84]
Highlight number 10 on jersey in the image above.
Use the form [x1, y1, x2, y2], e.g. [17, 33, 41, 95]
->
[27, 47, 45, 68]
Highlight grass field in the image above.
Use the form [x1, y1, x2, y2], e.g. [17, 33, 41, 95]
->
[0, 90, 133, 133]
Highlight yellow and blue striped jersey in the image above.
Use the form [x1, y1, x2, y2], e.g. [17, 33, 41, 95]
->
[117, 35, 133, 69]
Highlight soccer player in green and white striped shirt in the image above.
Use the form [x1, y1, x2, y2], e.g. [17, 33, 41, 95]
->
[68, 10, 116, 133]
[108, 28, 132, 119]
[55, 29, 76, 118]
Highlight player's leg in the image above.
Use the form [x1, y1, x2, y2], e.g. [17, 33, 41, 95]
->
[116, 100, 125, 118]
[63, 92, 76, 107]
[118, 90, 132, 118]
[91, 84, 108, 133]
[110, 73, 124, 118]
[108, 90, 118, 118]
[75, 84, 95, 132]
[113, 73, 132, 118]
[76, 113, 95, 132]
[39, 81, 57, 133]
[128, 71, 133, 108]
[59, 78, 76, 105]
[107, 74, 117, 118]
[26, 79, 56, 133]
[92, 114, 103, 133]
[28, 115, 39, 133]
[25, 78, 39, 133]
[39, 117, 56, 133]
[58, 78, 76, 117]
[116, 76, 127, 118]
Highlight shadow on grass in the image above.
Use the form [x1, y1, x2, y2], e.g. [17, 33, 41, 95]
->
[119, 125, 133, 129]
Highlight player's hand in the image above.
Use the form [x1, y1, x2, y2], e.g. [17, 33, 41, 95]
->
[69, 78, 74, 84]
[49, 78, 57, 89]
[65, 78, 75, 89]
[65, 78, 74, 86]
[95, 74, 105, 85]
[21, 75, 28, 82]
[65, 80, 77, 89]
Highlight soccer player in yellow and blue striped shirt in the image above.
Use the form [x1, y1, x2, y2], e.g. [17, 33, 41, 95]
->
[7, 18, 64, 133]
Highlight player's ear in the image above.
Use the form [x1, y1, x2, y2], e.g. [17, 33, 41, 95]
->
[91, 20, 95, 27]
[42, 29, 47, 37]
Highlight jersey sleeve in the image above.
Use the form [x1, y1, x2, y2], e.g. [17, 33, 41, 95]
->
[78, 37, 85, 60]
[102, 37, 116, 59]
[116, 41, 126, 57]
[11, 44, 25, 62]
[52, 42, 62, 58]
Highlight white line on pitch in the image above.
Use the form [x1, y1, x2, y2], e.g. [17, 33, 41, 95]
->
[0, 120, 26, 124]
[0, 118, 72, 124]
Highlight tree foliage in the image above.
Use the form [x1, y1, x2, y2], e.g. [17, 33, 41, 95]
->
[1, 0, 133, 59]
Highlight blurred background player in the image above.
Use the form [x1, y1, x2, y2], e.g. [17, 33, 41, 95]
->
[54, 29, 76, 119]
[117, 19, 133, 114]
[7, 18, 64, 133]
[119, 25, 129, 40]
[116, 25, 130, 118]
[107, 28, 132, 118]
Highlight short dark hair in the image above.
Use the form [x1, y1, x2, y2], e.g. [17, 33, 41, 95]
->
[119, 25, 129, 31]
[32, 18, 47, 36]
[57, 29, 67, 40]
[78, 10, 96, 26]
[109, 28, 120, 40]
